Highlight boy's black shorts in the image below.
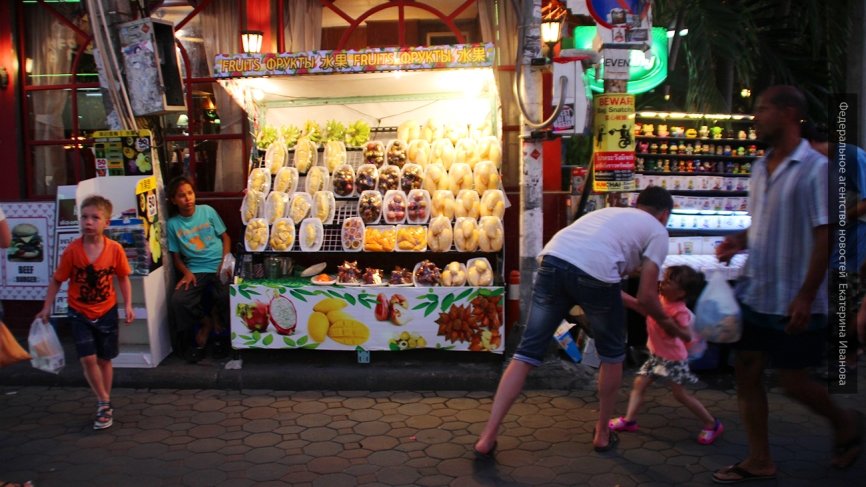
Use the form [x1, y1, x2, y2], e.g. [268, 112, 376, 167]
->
[69, 306, 119, 360]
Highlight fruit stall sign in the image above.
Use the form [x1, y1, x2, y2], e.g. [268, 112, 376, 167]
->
[230, 284, 505, 353]
[214, 43, 495, 78]
[92, 130, 154, 177]
[592, 93, 636, 192]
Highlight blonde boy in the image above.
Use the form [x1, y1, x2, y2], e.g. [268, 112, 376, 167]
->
[39, 195, 134, 430]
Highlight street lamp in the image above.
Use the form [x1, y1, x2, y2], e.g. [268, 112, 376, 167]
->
[541, 19, 562, 61]
[241, 30, 263, 54]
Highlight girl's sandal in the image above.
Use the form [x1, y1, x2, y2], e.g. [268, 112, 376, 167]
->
[608, 416, 638, 432]
[698, 418, 724, 445]
[94, 404, 113, 430]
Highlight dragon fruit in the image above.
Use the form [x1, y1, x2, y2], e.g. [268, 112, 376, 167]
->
[236, 301, 269, 332]
[269, 295, 298, 335]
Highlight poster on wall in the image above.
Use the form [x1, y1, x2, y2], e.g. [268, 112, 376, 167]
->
[135, 176, 162, 272]
[0, 202, 55, 300]
[92, 130, 154, 177]
[592, 93, 636, 192]
[51, 186, 80, 315]
[55, 185, 79, 229]
[51, 230, 79, 316]
[4, 216, 50, 287]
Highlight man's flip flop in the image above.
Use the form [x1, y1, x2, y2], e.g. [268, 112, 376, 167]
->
[593, 430, 619, 452]
[712, 463, 777, 484]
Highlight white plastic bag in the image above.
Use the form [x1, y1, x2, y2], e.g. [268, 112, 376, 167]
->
[694, 273, 742, 343]
[219, 253, 236, 284]
[28, 318, 65, 374]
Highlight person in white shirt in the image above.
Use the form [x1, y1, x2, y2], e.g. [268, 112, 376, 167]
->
[474, 186, 678, 456]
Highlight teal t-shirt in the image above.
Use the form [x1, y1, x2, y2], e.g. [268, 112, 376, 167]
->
[167, 204, 226, 274]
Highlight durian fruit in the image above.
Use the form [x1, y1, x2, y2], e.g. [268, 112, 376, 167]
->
[454, 190, 480, 220]
[473, 160, 501, 194]
[477, 216, 503, 252]
[453, 217, 479, 252]
[427, 215, 453, 252]
[440, 261, 467, 286]
[467, 257, 494, 286]
[479, 190, 506, 220]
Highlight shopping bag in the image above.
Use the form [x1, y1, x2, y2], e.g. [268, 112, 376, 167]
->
[28, 318, 65, 374]
[693, 273, 742, 343]
[219, 253, 236, 284]
[0, 322, 32, 367]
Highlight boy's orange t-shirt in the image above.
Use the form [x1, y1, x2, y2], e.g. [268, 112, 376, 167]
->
[54, 237, 131, 320]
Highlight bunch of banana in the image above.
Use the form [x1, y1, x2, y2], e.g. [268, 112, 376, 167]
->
[427, 216, 453, 252]
[467, 258, 494, 286]
[478, 216, 504, 252]
[244, 218, 268, 251]
[480, 190, 506, 219]
[269, 219, 295, 251]
[454, 190, 480, 219]
[431, 190, 455, 220]
[473, 161, 501, 194]
[453, 217, 479, 252]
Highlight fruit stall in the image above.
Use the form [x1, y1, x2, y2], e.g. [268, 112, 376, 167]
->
[215, 44, 507, 353]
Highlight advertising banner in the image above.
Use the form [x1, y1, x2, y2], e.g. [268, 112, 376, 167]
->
[230, 284, 504, 353]
[92, 130, 154, 177]
[214, 43, 495, 78]
[592, 93, 636, 192]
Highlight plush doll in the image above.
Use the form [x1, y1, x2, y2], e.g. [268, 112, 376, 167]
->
[748, 128, 757, 140]
[642, 124, 655, 136]
[699, 126, 710, 138]
[711, 126, 723, 139]
[657, 124, 669, 137]
[686, 128, 698, 138]
[738, 130, 747, 140]
[639, 141, 649, 153]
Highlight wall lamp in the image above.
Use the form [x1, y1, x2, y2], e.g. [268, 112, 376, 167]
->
[541, 19, 563, 61]
[241, 30, 263, 54]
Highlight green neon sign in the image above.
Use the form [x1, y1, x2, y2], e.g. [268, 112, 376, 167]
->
[572, 26, 668, 95]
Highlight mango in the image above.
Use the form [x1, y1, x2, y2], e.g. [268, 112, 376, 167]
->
[313, 298, 347, 314]
[308, 312, 330, 342]
[326, 309, 354, 324]
[327, 319, 370, 346]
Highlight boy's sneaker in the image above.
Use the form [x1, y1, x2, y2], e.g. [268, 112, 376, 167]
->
[698, 418, 724, 445]
[609, 417, 639, 432]
[94, 403, 113, 430]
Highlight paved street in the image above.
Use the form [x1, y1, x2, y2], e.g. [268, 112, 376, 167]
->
[1, 363, 864, 486]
